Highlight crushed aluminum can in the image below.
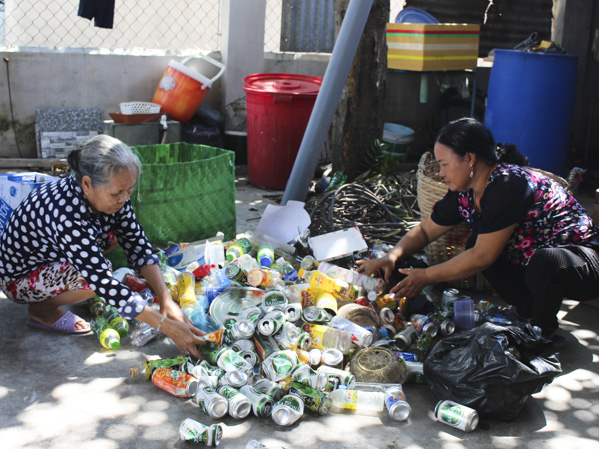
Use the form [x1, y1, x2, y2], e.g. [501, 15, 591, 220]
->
[273, 322, 300, 349]
[271, 394, 305, 427]
[240, 385, 274, 417]
[239, 306, 263, 323]
[179, 418, 223, 446]
[252, 377, 286, 403]
[302, 306, 332, 323]
[231, 319, 256, 340]
[284, 303, 302, 323]
[261, 350, 299, 382]
[217, 385, 252, 419]
[220, 370, 249, 389]
[290, 363, 329, 391]
[193, 386, 229, 419]
[257, 310, 286, 336]
[320, 348, 344, 369]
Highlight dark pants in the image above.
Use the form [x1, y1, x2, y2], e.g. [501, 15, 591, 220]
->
[481, 245, 599, 335]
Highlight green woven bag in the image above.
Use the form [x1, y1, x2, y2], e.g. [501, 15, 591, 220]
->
[106, 143, 236, 269]
[130, 142, 236, 245]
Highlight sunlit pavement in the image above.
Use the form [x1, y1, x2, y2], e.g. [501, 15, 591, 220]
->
[0, 168, 597, 449]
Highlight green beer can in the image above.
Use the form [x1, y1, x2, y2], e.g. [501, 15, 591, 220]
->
[434, 400, 479, 432]
[179, 418, 223, 446]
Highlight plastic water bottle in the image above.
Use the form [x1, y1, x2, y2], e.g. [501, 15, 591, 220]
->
[330, 389, 385, 412]
[238, 254, 260, 272]
[306, 324, 353, 353]
[130, 321, 160, 347]
[257, 244, 275, 267]
[275, 257, 299, 282]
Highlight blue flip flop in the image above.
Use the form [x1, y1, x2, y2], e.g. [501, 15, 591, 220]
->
[26, 311, 91, 334]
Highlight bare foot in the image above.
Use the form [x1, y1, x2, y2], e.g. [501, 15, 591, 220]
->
[28, 304, 89, 331]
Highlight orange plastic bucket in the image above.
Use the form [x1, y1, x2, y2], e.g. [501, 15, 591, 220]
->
[152, 55, 225, 123]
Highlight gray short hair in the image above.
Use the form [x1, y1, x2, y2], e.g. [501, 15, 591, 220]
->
[68, 135, 142, 186]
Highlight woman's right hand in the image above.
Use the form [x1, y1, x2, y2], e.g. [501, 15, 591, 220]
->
[161, 318, 206, 360]
[356, 255, 396, 284]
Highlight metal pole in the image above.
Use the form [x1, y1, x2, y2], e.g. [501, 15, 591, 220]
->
[282, 0, 374, 204]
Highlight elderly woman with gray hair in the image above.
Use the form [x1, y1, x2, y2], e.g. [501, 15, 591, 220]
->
[0, 135, 206, 358]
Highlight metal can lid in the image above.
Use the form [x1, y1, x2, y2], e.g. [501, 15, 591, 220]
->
[321, 348, 344, 367]
[207, 397, 229, 419]
[272, 407, 292, 426]
[207, 423, 224, 447]
[232, 397, 252, 419]
[389, 401, 411, 421]
[309, 348, 322, 366]
[225, 370, 249, 388]
[443, 288, 460, 297]
[235, 319, 256, 337]
[257, 398, 274, 417]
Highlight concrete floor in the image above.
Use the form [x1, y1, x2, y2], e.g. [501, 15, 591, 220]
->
[0, 168, 598, 449]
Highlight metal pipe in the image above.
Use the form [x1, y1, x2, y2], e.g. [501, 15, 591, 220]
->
[282, 0, 374, 204]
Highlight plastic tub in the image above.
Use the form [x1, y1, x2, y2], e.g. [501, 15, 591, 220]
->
[453, 298, 475, 330]
[382, 123, 415, 157]
[244, 73, 322, 190]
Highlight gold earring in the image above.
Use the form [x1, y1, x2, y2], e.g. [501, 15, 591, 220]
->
[470, 165, 474, 178]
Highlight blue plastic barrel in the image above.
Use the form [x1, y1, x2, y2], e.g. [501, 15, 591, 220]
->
[484, 49, 578, 176]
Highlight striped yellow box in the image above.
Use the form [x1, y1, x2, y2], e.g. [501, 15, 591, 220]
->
[387, 23, 480, 71]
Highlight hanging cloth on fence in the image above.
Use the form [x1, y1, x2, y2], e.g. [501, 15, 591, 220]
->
[78, 0, 115, 29]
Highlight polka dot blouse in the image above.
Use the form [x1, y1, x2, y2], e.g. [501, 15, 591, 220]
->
[0, 175, 159, 319]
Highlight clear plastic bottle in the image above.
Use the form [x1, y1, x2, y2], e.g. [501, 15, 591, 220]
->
[238, 253, 260, 272]
[318, 261, 385, 293]
[307, 323, 353, 353]
[130, 322, 160, 347]
[275, 257, 299, 282]
[330, 388, 385, 412]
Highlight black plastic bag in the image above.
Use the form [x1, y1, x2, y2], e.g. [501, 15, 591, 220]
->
[423, 322, 561, 421]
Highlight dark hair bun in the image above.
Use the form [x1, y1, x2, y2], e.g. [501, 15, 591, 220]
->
[496, 143, 529, 166]
[67, 148, 82, 171]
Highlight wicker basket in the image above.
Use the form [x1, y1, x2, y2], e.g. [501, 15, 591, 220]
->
[417, 152, 476, 290]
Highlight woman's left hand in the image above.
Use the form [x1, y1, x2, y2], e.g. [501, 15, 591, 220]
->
[390, 268, 429, 298]
[159, 294, 193, 325]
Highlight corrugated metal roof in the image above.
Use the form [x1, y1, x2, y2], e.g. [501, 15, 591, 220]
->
[404, 0, 553, 57]
[280, 0, 335, 53]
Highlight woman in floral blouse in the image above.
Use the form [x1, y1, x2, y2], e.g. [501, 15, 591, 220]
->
[358, 118, 599, 341]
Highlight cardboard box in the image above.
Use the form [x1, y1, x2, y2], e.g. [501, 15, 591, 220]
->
[0, 172, 58, 235]
[387, 23, 480, 71]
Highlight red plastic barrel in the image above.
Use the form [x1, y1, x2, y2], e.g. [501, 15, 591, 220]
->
[243, 73, 322, 190]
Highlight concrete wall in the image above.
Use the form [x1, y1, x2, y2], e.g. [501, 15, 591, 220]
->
[0, 50, 225, 158]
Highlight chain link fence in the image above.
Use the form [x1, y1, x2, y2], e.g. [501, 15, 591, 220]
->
[0, 0, 220, 52]
[1, 0, 402, 53]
